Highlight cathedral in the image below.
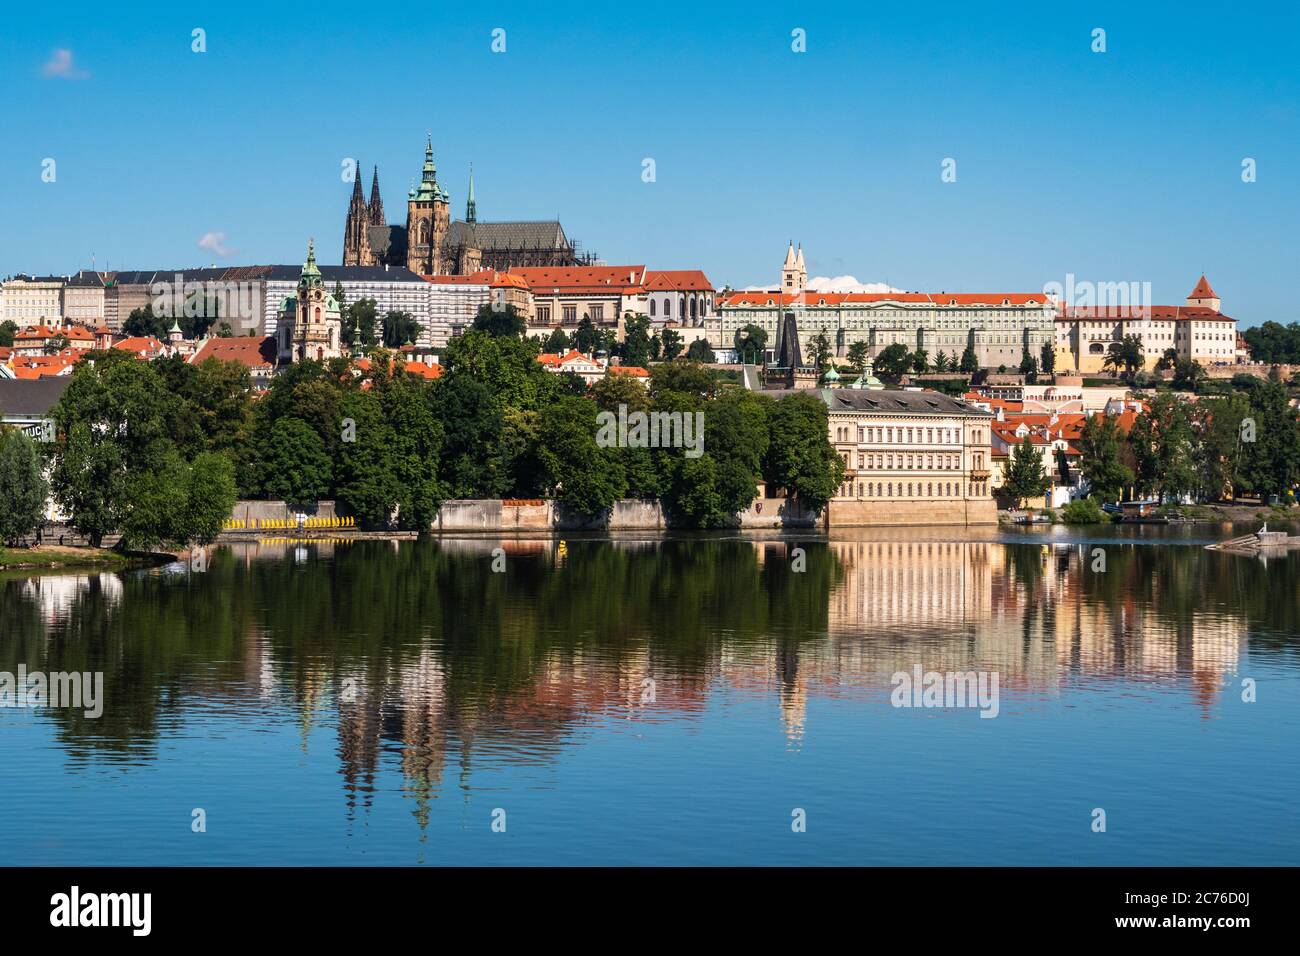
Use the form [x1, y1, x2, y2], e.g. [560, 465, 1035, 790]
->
[343, 137, 594, 275]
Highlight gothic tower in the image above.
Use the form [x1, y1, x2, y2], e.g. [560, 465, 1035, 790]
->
[781, 241, 807, 294]
[406, 135, 450, 275]
[342, 164, 372, 266]
[368, 166, 386, 229]
[466, 165, 477, 224]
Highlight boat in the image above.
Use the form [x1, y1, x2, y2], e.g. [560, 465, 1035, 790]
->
[1205, 524, 1300, 554]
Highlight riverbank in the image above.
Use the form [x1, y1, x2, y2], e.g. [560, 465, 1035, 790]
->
[0, 545, 174, 572]
[1000, 500, 1300, 527]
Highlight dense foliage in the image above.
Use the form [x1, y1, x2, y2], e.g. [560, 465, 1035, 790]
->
[41, 310, 847, 538]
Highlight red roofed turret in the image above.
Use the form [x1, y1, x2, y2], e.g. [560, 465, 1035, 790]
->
[1187, 274, 1221, 311]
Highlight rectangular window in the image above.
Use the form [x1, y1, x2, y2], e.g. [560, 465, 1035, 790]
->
[563, 305, 577, 323]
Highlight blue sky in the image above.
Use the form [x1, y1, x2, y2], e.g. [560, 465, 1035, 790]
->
[1, 0, 1297, 326]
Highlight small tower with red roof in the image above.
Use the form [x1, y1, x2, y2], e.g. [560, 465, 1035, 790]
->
[1187, 274, 1220, 312]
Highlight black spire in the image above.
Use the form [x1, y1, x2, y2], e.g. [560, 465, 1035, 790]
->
[368, 166, 386, 226]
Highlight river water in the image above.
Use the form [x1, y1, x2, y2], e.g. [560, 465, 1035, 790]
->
[2, 525, 1297, 865]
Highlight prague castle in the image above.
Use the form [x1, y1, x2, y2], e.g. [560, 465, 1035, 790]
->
[343, 137, 594, 275]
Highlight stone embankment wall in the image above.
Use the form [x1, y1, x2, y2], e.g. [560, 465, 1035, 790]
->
[824, 497, 997, 527]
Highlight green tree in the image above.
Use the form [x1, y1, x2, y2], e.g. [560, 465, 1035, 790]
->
[764, 392, 843, 511]
[1004, 437, 1049, 507]
[1240, 380, 1300, 499]
[1127, 393, 1198, 502]
[650, 360, 717, 402]
[846, 340, 871, 373]
[472, 302, 527, 338]
[575, 316, 598, 354]
[734, 324, 768, 364]
[591, 372, 651, 414]
[959, 344, 980, 374]
[1103, 335, 1146, 383]
[1171, 358, 1206, 392]
[382, 310, 422, 348]
[0, 320, 18, 347]
[809, 332, 833, 370]
[48, 351, 179, 546]
[1019, 348, 1038, 381]
[118, 448, 236, 549]
[123, 305, 166, 339]
[1077, 413, 1134, 503]
[0, 429, 48, 542]
[1039, 341, 1056, 376]
[873, 343, 913, 382]
[542, 328, 570, 353]
[911, 348, 929, 374]
[933, 350, 951, 373]
[661, 327, 684, 361]
[619, 313, 652, 368]
[433, 373, 509, 498]
[255, 417, 332, 507]
[685, 339, 716, 363]
[344, 298, 378, 348]
[538, 396, 625, 516]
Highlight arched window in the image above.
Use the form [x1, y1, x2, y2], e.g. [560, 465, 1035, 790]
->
[650, 300, 656, 316]
[690, 298, 697, 320]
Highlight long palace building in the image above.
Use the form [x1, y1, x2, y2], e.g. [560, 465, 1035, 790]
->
[710, 243, 1056, 369]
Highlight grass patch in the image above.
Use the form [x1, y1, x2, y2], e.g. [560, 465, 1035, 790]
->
[0, 545, 133, 571]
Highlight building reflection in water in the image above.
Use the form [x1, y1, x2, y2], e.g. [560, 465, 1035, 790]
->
[0, 533, 1270, 824]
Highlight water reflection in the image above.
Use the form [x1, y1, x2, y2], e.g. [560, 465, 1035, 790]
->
[2, 531, 1297, 822]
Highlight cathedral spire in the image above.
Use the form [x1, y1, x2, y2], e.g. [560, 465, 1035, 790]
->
[368, 165, 386, 226]
[466, 164, 477, 223]
[343, 160, 371, 266]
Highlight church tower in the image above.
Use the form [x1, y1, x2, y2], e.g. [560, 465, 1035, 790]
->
[279, 239, 343, 364]
[1187, 274, 1221, 312]
[782, 241, 807, 294]
[368, 166, 386, 229]
[406, 136, 450, 275]
[342, 164, 372, 266]
[466, 165, 477, 223]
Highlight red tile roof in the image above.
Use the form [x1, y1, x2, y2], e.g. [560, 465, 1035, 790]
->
[537, 349, 595, 367]
[191, 336, 277, 369]
[644, 270, 713, 292]
[608, 365, 650, 377]
[721, 291, 1049, 308]
[403, 361, 442, 380]
[1189, 274, 1218, 300]
[511, 266, 645, 290]
[1056, 304, 1232, 322]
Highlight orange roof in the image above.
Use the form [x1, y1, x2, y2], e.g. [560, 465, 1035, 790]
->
[644, 270, 713, 292]
[722, 291, 1049, 308]
[510, 266, 645, 290]
[1056, 304, 1232, 321]
[113, 336, 164, 354]
[1189, 274, 1218, 300]
[607, 366, 649, 377]
[191, 336, 277, 368]
[403, 361, 442, 380]
[537, 349, 596, 367]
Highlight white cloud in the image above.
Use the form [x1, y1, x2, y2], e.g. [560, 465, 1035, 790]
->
[42, 49, 89, 79]
[197, 232, 236, 258]
[806, 275, 903, 293]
